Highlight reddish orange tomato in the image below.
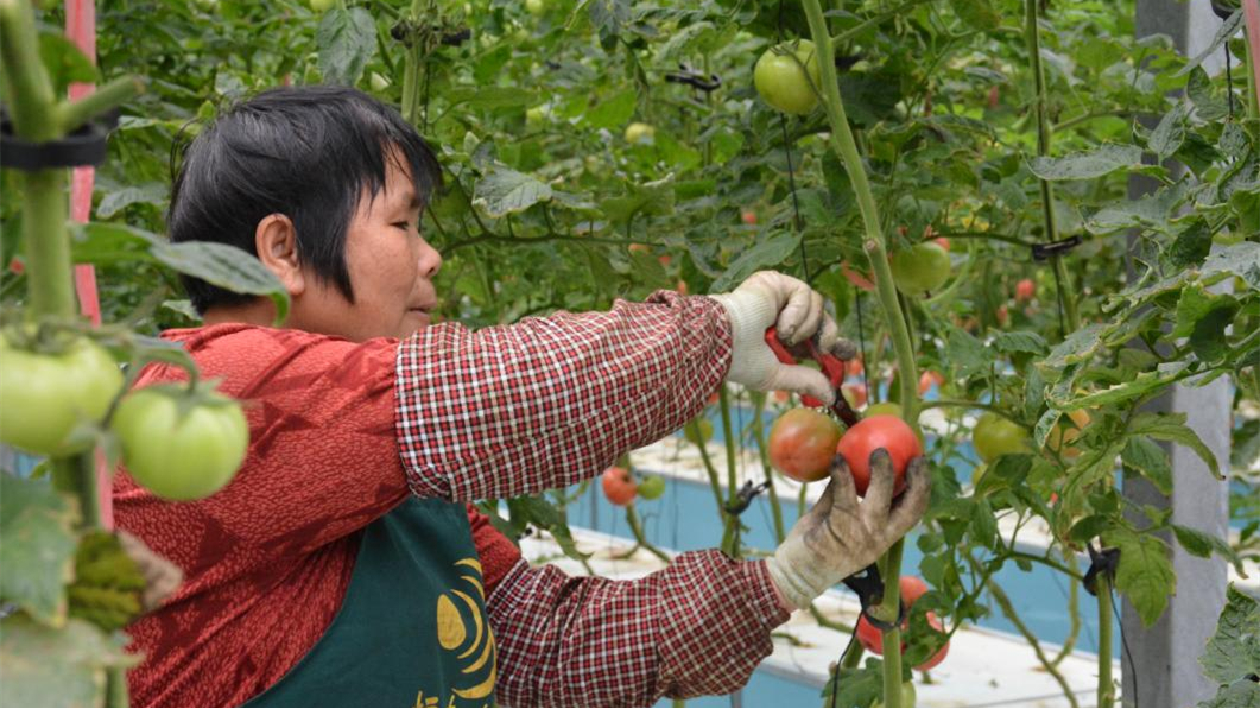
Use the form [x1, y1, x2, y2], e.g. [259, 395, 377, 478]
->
[842, 383, 868, 409]
[602, 467, 638, 506]
[996, 303, 1009, 326]
[769, 408, 842, 483]
[900, 576, 929, 607]
[741, 210, 757, 224]
[708, 392, 721, 406]
[933, 238, 950, 251]
[1016, 278, 1035, 301]
[676, 280, 688, 295]
[856, 614, 883, 653]
[628, 244, 649, 254]
[836, 415, 922, 495]
[841, 261, 876, 291]
[917, 371, 944, 395]
[658, 255, 672, 267]
[773, 390, 791, 404]
[846, 356, 864, 378]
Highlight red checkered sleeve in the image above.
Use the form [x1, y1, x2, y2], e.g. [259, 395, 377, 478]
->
[486, 552, 793, 707]
[395, 292, 732, 501]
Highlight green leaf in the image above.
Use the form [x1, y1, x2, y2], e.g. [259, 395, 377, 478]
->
[1069, 515, 1111, 543]
[1121, 436, 1172, 495]
[1029, 145, 1144, 181]
[948, 0, 1001, 30]
[38, 34, 99, 95]
[1148, 101, 1189, 160]
[1129, 412, 1222, 479]
[96, 184, 168, 220]
[1203, 242, 1260, 291]
[1197, 585, 1260, 687]
[588, 0, 631, 37]
[709, 231, 802, 293]
[584, 90, 637, 130]
[0, 615, 137, 708]
[1171, 525, 1247, 577]
[1188, 67, 1229, 122]
[946, 326, 990, 378]
[1052, 363, 1191, 411]
[1179, 10, 1243, 77]
[1024, 366, 1046, 422]
[150, 241, 290, 323]
[445, 87, 537, 110]
[1040, 323, 1105, 371]
[993, 331, 1047, 356]
[1113, 532, 1175, 627]
[970, 498, 998, 547]
[1167, 220, 1215, 268]
[1085, 182, 1193, 235]
[472, 165, 553, 218]
[1195, 678, 1260, 708]
[656, 21, 716, 60]
[316, 7, 377, 86]
[0, 476, 77, 626]
[1174, 283, 1229, 337]
[1033, 409, 1058, 450]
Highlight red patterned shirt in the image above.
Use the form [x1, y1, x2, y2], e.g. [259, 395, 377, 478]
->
[116, 292, 791, 708]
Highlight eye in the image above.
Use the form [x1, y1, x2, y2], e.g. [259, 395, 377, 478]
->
[392, 221, 413, 231]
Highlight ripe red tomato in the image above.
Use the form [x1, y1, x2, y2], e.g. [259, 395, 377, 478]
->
[741, 210, 757, 225]
[602, 467, 637, 506]
[628, 244, 650, 254]
[1016, 278, 1036, 301]
[914, 613, 950, 671]
[842, 383, 868, 409]
[836, 415, 922, 495]
[841, 260, 876, 291]
[7, 257, 23, 274]
[773, 390, 790, 404]
[987, 85, 1000, 109]
[658, 255, 672, 267]
[996, 303, 1009, 326]
[933, 238, 951, 251]
[768, 408, 842, 483]
[900, 576, 929, 607]
[917, 371, 944, 395]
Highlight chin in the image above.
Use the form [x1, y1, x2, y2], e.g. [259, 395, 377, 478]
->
[401, 311, 431, 335]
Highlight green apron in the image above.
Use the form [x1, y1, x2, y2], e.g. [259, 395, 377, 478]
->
[242, 497, 497, 708]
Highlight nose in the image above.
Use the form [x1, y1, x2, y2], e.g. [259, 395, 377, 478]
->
[419, 239, 443, 278]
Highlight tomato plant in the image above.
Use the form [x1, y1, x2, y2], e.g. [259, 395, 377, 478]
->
[0, 334, 123, 455]
[836, 415, 921, 495]
[890, 243, 951, 296]
[769, 408, 842, 483]
[602, 467, 637, 507]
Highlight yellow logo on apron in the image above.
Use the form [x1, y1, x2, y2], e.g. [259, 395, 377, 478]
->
[431, 558, 496, 701]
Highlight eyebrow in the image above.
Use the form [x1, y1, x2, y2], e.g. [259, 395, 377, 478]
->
[397, 189, 421, 211]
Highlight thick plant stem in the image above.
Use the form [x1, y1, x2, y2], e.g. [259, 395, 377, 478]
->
[1024, 0, 1081, 334]
[56, 76, 145, 132]
[718, 386, 741, 558]
[400, 0, 426, 125]
[1097, 577, 1115, 708]
[21, 171, 77, 320]
[0, 0, 58, 140]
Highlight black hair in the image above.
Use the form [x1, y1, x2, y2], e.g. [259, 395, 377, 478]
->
[168, 85, 442, 314]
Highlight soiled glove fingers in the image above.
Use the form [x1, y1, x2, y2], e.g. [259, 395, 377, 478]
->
[766, 450, 930, 610]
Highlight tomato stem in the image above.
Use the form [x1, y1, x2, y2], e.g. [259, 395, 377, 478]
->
[1097, 575, 1116, 708]
[749, 392, 787, 544]
[718, 385, 741, 558]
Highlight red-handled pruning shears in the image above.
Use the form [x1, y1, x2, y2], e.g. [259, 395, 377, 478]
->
[764, 328, 859, 428]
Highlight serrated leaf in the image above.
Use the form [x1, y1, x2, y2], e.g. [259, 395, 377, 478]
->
[1172, 525, 1247, 577]
[1198, 585, 1260, 687]
[316, 7, 376, 86]
[473, 166, 553, 217]
[585, 90, 637, 130]
[0, 476, 77, 625]
[1149, 101, 1189, 160]
[1114, 532, 1175, 626]
[0, 614, 137, 708]
[1054, 363, 1191, 410]
[1024, 366, 1046, 421]
[1029, 145, 1144, 181]
[948, 0, 1001, 30]
[1203, 242, 1260, 291]
[1167, 220, 1215, 268]
[1069, 515, 1111, 543]
[1040, 323, 1105, 370]
[588, 0, 631, 36]
[1033, 409, 1059, 449]
[994, 331, 1047, 356]
[946, 326, 990, 378]
[1129, 412, 1222, 479]
[96, 184, 167, 219]
[1195, 678, 1260, 708]
[656, 21, 716, 60]
[1122, 436, 1172, 495]
[709, 231, 802, 293]
[1188, 67, 1229, 121]
[1174, 283, 1228, 337]
[150, 241, 289, 323]
[1086, 182, 1193, 235]
[1179, 10, 1243, 77]
[971, 498, 998, 546]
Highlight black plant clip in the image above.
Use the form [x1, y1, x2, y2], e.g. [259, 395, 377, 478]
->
[1082, 543, 1120, 596]
[665, 63, 722, 93]
[0, 108, 118, 171]
[1031, 234, 1082, 261]
[843, 563, 907, 631]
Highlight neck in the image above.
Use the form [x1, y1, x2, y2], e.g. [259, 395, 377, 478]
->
[202, 299, 279, 328]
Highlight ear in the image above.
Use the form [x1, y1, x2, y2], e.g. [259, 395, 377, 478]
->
[254, 215, 305, 296]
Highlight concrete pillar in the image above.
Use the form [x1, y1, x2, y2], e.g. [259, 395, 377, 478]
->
[1124, 2, 1235, 707]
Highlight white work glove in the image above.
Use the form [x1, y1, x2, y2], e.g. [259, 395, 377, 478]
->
[709, 271, 856, 404]
[766, 450, 930, 610]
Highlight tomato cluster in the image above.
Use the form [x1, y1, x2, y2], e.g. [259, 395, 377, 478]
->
[854, 575, 951, 672]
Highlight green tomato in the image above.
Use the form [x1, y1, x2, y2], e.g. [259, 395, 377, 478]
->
[369, 72, 391, 92]
[637, 475, 666, 500]
[891, 242, 951, 296]
[871, 680, 917, 708]
[0, 335, 122, 455]
[973, 412, 1030, 463]
[865, 403, 903, 418]
[309, 0, 335, 12]
[526, 105, 549, 128]
[624, 122, 655, 145]
[684, 417, 714, 445]
[525, 0, 546, 15]
[753, 40, 822, 115]
[114, 387, 249, 501]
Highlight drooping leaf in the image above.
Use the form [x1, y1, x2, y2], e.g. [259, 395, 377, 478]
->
[1148, 101, 1189, 160]
[1129, 412, 1222, 479]
[1172, 525, 1247, 577]
[1197, 585, 1260, 688]
[709, 231, 802, 293]
[473, 166, 553, 218]
[1113, 532, 1176, 627]
[584, 89, 638, 130]
[948, 0, 1001, 30]
[1179, 10, 1243, 77]
[316, 7, 376, 86]
[96, 184, 168, 220]
[1029, 145, 1144, 181]
[946, 326, 990, 378]
[150, 241, 289, 323]
[0, 476, 77, 626]
[1121, 436, 1172, 495]
[0, 615, 137, 708]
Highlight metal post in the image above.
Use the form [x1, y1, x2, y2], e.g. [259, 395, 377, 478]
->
[1125, 3, 1235, 707]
